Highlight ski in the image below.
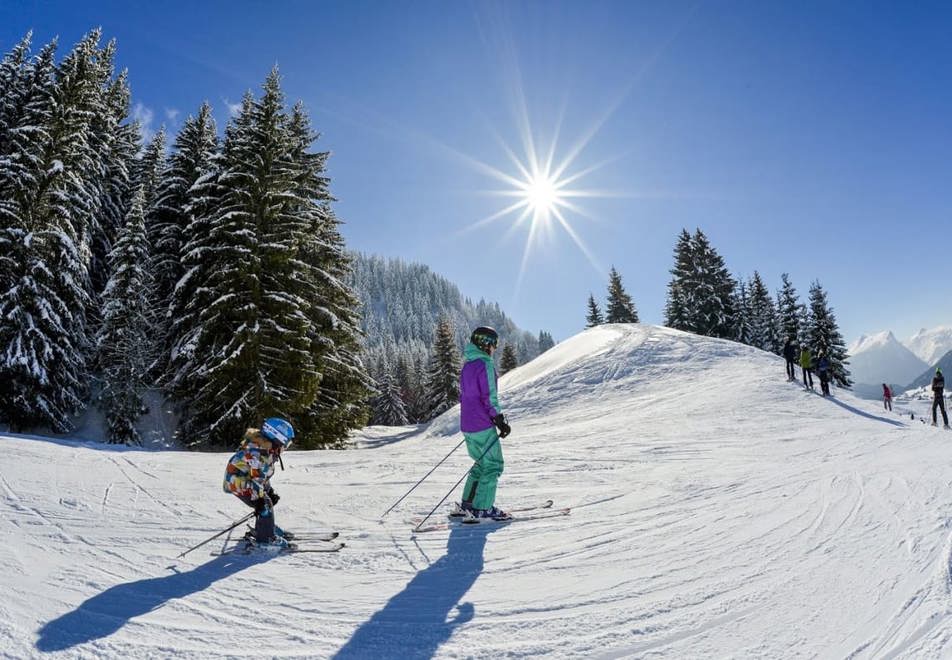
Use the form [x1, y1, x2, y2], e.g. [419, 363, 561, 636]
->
[447, 499, 554, 519]
[214, 539, 345, 556]
[246, 525, 339, 543]
[410, 499, 554, 527]
[282, 542, 345, 554]
[413, 506, 571, 534]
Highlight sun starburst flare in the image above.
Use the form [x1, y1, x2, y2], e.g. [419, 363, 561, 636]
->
[458, 124, 617, 292]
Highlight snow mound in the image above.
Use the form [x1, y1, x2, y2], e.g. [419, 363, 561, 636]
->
[5, 324, 952, 658]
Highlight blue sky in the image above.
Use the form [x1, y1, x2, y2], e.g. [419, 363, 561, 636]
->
[3, 0, 951, 343]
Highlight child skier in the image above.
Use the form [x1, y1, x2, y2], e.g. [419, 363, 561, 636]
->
[223, 417, 295, 546]
[932, 368, 949, 429]
[799, 346, 814, 390]
[459, 326, 512, 521]
[882, 383, 893, 411]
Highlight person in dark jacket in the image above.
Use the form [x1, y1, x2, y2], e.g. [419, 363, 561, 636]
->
[932, 368, 949, 428]
[882, 384, 893, 411]
[816, 351, 831, 396]
[782, 337, 798, 381]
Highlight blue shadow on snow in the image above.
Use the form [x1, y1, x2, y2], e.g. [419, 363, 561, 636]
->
[825, 396, 905, 427]
[334, 524, 499, 659]
[36, 552, 269, 652]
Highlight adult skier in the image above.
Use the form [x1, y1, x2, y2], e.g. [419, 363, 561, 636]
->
[931, 368, 949, 428]
[882, 383, 893, 411]
[782, 337, 798, 381]
[799, 345, 814, 390]
[458, 326, 512, 521]
[816, 350, 831, 396]
[223, 417, 295, 546]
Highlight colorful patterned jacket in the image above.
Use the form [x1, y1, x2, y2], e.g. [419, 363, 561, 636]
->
[223, 429, 278, 500]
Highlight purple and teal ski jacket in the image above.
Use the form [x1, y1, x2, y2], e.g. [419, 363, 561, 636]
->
[459, 342, 502, 433]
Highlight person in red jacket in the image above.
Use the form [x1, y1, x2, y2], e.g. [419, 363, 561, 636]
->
[882, 383, 893, 411]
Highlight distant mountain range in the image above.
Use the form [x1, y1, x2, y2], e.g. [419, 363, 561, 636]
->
[848, 326, 952, 398]
[905, 326, 952, 365]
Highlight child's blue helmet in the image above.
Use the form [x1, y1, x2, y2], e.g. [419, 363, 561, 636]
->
[261, 418, 295, 448]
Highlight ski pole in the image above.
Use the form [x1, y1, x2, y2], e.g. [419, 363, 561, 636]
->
[380, 437, 467, 518]
[175, 512, 255, 559]
[413, 435, 500, 532]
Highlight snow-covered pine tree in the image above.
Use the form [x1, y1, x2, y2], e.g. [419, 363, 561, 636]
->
[135, 127, 166, 211]
[165, 101, 235, 404]
[95, 188, 154, 444]
[0, 32, 33, 156]
[664, 228, 693, 331]
[776, 273, 803, 346]
[0, 31, 111, 431]
[605, 266, 639, 323]
[585, 293, 604, 327]
[805, 281, 853, 387]
[372, 364, 409, 426]
[747, 271, 780, 354]
[538, 330, 555, 352]
[500, 342, 518, 374]
[89, 70, 139, 296]
[733, 277, 751, 345]
[394, 352, 424, 423]
[151, 103, 217, 312]
[688, 229, 736, 339]
[423, 316, 460, 419]
[285, 100, 371, 447]
[176, 71, 325, 446]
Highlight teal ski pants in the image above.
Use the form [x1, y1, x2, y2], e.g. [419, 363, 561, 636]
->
[460, 427, 504, 510]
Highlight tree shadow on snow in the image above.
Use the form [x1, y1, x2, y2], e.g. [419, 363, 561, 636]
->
[334, 524, 500, 659]
[35, 552, 269, 652]
[825, 396, 905, 427]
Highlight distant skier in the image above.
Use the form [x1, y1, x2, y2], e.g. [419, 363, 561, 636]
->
[882, 384, 893, 411]
[782, 337, 798, 381]
[459, 326, 512, 521]
[799, 346, 814, 390]
[931, 368, 949, 428]
[816, 350, 831, 396]
[223, 418, 295, 546]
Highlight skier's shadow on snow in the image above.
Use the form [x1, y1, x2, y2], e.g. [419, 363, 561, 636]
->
[334, 524, 500, 660]
[824, 396, 905, 427]
[35, 552, 270, 652]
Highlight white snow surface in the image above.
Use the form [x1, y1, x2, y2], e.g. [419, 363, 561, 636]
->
[847, 330, 928, 387]
[906, 326, 952, 366]
[7, 324, 952, 658]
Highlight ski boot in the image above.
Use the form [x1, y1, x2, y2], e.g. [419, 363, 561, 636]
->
[470, 506, 512, 522]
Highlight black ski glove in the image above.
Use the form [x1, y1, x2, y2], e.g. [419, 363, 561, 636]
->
[253, 498, 267, 515]
[492, 414, 511, 438]
[266, 489, 280, 506]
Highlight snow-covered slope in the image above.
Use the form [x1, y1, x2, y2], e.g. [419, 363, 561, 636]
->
[906, 326, 952, 366]
[6, 324, 952, 658]
[847, 330, 928, 387]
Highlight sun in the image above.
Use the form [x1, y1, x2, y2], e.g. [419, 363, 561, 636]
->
[523, 172, 560, 215]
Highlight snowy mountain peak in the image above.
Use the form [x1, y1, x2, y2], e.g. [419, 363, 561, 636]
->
[847, 328, 927, 387]
[906, 325, 952, 365]
[847, 329, 897, 355]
